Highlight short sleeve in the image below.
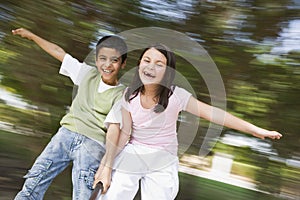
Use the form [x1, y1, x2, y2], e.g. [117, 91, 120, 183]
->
[104, 99, 123, 128]
[59, 54, 93, 85]
[121, 88, 130, 112]
[173, 86, 192, 111]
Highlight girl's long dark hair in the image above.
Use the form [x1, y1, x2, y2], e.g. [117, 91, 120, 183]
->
[125, 44, 176, 113]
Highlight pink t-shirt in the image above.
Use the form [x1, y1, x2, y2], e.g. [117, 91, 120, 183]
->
[123, 86, 191, 155]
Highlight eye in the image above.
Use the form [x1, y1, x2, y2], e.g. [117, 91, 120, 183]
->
[111, 58, 119, 63]
[155, 62, 166, 68]
[143, 58, 150, 63]
[98, 57, 106, 61]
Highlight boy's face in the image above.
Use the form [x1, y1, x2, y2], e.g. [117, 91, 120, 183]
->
[96, 47, 126, 85]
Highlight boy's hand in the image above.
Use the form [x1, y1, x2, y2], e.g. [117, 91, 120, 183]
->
[253, 128, 282, 140]
[12, 28, 34, 40]
[11, 27, 66, 62]
[93, 163, 112, 194]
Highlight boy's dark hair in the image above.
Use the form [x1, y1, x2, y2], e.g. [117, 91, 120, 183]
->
[96, 35, 127, 63]
[125, 43, 176, 113]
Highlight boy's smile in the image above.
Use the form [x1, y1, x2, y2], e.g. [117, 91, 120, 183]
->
[96, 47, 125, 85]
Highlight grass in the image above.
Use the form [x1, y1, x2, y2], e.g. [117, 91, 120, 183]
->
[176, 173, 283, 200]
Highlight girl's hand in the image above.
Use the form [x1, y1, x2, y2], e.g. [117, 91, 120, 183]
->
[12, 28, 34, 40]
[252, 128, 282, 140]
[93, 163, 112, 194]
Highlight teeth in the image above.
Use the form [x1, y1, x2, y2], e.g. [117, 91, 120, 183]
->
[103, 69, 112, 73]
[144, 71, 155, 78]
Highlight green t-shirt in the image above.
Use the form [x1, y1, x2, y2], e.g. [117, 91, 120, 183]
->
[60, 68, 125, 143]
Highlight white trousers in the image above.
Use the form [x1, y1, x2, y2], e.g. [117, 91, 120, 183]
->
[98, 143, 179, 200]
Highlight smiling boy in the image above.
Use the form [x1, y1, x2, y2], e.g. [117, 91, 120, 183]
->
[12, 28, 127, 199]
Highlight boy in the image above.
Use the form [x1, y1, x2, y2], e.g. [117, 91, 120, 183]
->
[12, 28, 127, 199]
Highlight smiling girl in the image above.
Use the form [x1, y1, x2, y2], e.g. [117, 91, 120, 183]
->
[96, 43, 282, 200]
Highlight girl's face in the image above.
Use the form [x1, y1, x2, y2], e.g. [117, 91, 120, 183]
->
[138, 47, 167, 86]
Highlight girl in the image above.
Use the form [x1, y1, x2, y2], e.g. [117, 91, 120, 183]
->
[96, 44, 282, 200]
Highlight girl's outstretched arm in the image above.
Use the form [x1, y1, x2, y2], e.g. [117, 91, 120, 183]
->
[12, 28, 66, 62]
[186, 96, 282, 140]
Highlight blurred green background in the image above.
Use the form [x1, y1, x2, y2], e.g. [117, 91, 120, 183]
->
[0, 0, 299, 199]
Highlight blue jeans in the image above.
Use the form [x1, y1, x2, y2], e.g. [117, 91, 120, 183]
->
[14, 127, 105, 200]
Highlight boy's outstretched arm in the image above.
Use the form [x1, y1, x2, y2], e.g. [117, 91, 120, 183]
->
[12, 28, 66, 62]
[186, 96, 283, 140]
